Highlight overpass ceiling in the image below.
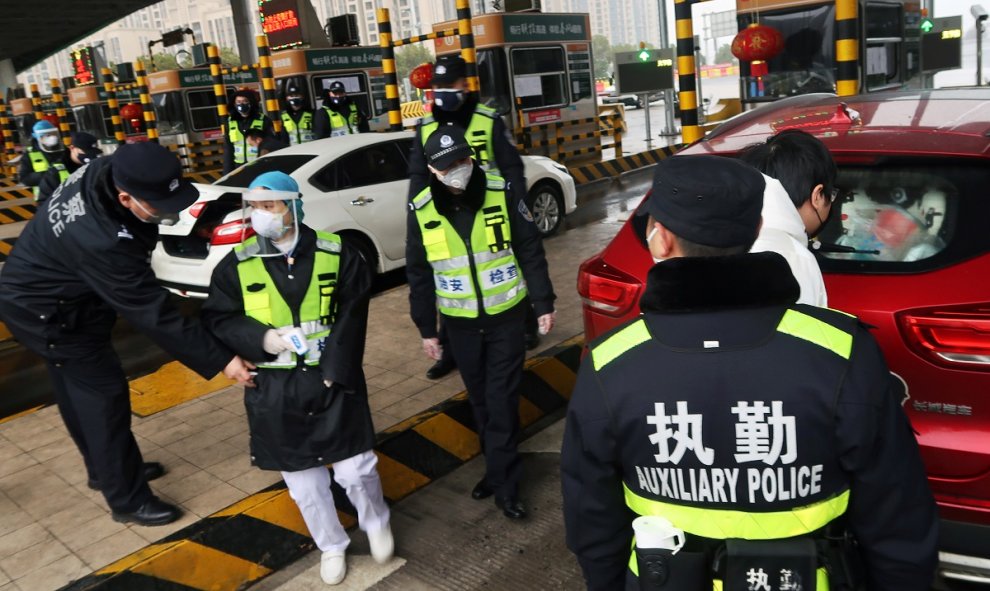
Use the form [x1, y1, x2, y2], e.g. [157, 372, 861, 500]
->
[2, 0, 162, 72]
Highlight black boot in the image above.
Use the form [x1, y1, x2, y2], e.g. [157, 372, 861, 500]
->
[426, 356, 456, 380]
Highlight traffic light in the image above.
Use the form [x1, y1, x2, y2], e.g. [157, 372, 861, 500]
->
[638, 42, 650, 62]
[920, 17, 935, 33]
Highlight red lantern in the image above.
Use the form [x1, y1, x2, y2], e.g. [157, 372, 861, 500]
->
[409, 63, 434, 90]
[731, 23, 784, 63]
[119, 103, 142, 121]
[41, 113, 60, 127]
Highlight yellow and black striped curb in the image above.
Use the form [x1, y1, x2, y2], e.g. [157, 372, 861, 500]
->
[0, 237, 18, 263]
[185, 170, 222, 185]
[0, 184, 32, 202]
[0, 202, 34, 225]
[568, 144, 685, 185]
[60, 336, 583, 591]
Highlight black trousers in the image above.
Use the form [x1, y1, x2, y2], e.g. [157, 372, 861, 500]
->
[438, 299, 537, 364]
[445, 316, 526, 500]
[46, 346, 153, 512]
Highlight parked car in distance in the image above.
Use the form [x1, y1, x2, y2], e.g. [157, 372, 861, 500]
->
[576, 89, 990, 587]
[152, 131, 577, 298]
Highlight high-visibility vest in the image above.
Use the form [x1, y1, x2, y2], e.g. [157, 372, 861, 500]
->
[233, 231, 342, 369]
[228, 117, 266, 164]
[589, 309, 859, 589]
[411, 173, 527, 319]
[28, 150, 67, 198]
[322, 103, 360, 137]
[420, 104, 498, 173]
[281, 111, 315, 144]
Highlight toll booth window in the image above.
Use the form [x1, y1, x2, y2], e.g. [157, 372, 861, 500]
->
[510, 47, 568, 110]
[477, 49, 512, 115]
[152, 91, 186, 135]
[816, 165, 963, 268]
[313, 75, 374, 117]
[73, 105, 108, 140]
[187, 90, 223, 132]
[221, 155, 317, 187]
[310, 141, 407, 192]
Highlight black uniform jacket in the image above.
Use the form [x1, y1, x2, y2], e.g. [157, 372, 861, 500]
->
[405, 166, 556, 339]
[222, 107, 277, 174]
[202, 227, 376, 471]
[561, 253, 938, 591]
[37, 150, 86, 203]
[406, 94, 528, 206]
[18, 143, 61, 188]
[0, 157, 231, 378]
[313, 100, 370, 139]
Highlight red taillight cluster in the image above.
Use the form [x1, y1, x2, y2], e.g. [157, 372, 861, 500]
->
[188, 201, 207, 218]
[898, 304, 990, 370]
[576, 255, 643, 318]
[210, 220, 255, 246]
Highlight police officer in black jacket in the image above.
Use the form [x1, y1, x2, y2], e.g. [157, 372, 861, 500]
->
[406, 126, 556, 520]
[561, 155, 938, 591]
[0, 143, 254, 526]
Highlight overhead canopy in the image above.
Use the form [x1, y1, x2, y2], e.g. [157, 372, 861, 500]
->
[2, 0, 161, 73]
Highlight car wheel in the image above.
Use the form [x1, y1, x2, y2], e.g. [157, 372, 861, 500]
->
[528, 182, 565, 237]
[340, 232, 378, 273]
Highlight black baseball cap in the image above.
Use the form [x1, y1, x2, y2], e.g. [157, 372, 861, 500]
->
[328, 81, 346, 94]
[424, 125, 473, 171]
[111, 143, 198, 213]
[638, 155, 765, 248]
[431, 55, 467, 86]
[69, 131, 102, 163]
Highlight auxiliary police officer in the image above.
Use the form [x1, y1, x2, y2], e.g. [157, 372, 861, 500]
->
[36, 131, 103, 202]
[0, 143, 254, 526]
[279, 78, 316, 145]
[561, 155, 938, 591]
[406, 126, 556, 520]
[313, 81, 369, 138]
[223, 89, 277, 173]
[19, 120, 65, 198]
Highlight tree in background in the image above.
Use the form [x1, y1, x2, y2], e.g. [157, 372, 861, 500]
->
[394, 44, 434, 102]
[592, 35, 611, 80]
[715, 43, 737, 65]
[139, 52, 181, 71]
[219, 47, 241, 67]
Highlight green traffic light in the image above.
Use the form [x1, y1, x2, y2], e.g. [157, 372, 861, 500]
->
[920, 18, 934, 33]
[638, 49, 650, 61]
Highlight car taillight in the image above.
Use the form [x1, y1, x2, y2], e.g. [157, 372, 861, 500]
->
[210, 220, 254, 246]
[577, 254, 643, 318]
[898, 304, 990, 369]
[188, 201, 207, 218]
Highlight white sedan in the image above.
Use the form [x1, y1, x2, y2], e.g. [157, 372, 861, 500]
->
[152, 131, 577, 298]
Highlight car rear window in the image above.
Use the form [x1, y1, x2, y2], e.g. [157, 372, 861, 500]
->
[816, 160, 990, 273]
[219, 155, 317, 188]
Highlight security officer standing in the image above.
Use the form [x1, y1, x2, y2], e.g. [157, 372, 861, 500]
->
[0, 143, 254, 526]
[279, 79, 316, 145]
[223, 89, 276, 174]
[313, 81, 369, 138]
[407, 126, 556, 520]
[561, 155, 938, 590]
[19, 120, 65, 198]
[36, 131, 103, 202]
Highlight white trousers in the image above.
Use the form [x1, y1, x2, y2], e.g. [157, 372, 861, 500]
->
[281, 450, 391, 553]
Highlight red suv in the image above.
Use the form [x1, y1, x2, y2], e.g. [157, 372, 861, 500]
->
[577, 89, 990, 585]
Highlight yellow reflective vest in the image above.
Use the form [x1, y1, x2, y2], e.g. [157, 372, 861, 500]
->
[323, 103, 360, 137]
[233, 232, 342, 369]
[411, 173, 527, 319]
[228, 118, 266, 165]
[28, 150, 67, 198]
[281, 111, 315, 144]
[420, 104, 498, 173]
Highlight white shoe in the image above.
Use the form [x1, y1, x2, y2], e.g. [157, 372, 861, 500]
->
[368, 523, 394, 564]
[320, 551, 346, 585]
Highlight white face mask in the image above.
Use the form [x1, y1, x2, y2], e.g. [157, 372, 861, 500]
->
[40, 134, 60, 149]
[437, 162, 473, 190]
[250, 208, 290, 239]
[130, 197, 179, 226]
[645, 226, 664, 264]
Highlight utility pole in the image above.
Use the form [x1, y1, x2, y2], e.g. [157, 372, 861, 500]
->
[656, 0, 677, 136]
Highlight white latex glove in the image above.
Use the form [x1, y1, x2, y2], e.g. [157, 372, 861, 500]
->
[263, 329, 291, 355]
[324, 379, 333, 388]
[537, 312, 556, 336]
[422, 337, 442, 361]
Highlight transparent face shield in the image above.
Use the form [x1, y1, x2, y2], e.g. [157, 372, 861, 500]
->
[36, 129, 62, 152]
[239, 188, 301, 257]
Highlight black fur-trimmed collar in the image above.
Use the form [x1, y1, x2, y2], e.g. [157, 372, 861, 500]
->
[639, 252, 800, 313]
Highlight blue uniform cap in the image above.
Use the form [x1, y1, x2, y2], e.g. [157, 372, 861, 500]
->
[32, 120, 57, 139]
[248, 171, 304, 222]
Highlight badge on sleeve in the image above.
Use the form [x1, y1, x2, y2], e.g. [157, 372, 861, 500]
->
[518, 200, 534, 223]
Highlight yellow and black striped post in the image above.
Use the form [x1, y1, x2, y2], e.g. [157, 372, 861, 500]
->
[0, 99, 16, 178]
[674, 0, 702, 143]
[49, 79, 72, 148]
[835, 0, 859, 96]
[30, 83, 43, 126]
[375, 8, 403, 131]
[256, 35, 283, 134]
[101, 67, 126, 145]
[134, 60, 159, 144]
[207, 44, 230, 132]
[393, 28, 458, 48]
[455, 0, 480, 94]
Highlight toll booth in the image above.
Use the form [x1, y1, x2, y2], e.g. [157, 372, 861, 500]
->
[147, 67, 261, 143]
[67, 85, 143, 144]
[432, 12, 600, 163]
[271, 46, 391, 132]
[8, 98, 35, 146]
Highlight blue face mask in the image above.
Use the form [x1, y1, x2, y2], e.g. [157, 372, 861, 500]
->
[433, 90, 465, 112]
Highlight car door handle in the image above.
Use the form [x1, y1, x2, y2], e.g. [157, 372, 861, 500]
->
[350, 197, 374, 206]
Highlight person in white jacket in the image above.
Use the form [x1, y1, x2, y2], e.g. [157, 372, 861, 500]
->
[741, 130, 838, 306]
